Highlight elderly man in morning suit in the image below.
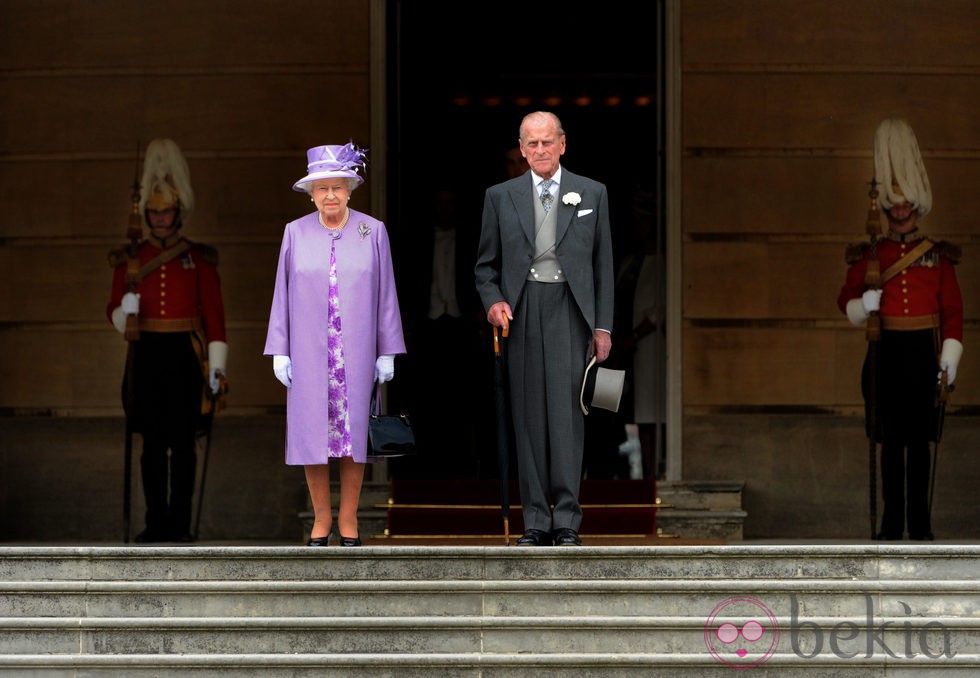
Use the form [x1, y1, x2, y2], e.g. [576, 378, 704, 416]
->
[475, 111, 615, 546]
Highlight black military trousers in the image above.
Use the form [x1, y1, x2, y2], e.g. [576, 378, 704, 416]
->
[862, 328, 938, 538]
[124, 331, 202, 538]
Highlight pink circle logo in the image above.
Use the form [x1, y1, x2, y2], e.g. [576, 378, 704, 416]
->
[704, 596, 780, 669]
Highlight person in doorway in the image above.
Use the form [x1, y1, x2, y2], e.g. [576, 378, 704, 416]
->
[106, 138, 228, 543]
[837, 117, 963, 541]
[475, 111, 615, 546]
[617, 186, 666, 479]
[504, 144, 529, 179]
[265, 142, 405, 546]
[399, 187, 488, 478]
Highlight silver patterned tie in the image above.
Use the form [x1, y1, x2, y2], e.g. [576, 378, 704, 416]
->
[539, 179, 554, 213]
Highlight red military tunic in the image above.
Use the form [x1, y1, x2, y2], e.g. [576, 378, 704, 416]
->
[837, 233, 963, 343]
[107, 235, 226, 343]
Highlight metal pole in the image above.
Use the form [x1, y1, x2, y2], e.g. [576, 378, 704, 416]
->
[121, 143, 142, 543]
[192, 413, 214, 541]
[864, 178, 882, 540]
[123, 343, 135, 543]
[867, 340, 878, 540]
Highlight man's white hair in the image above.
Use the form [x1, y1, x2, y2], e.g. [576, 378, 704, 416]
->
[873, 117, 932, 217]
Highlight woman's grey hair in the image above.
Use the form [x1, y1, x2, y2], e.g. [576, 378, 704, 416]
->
[305, 176, 360, 194]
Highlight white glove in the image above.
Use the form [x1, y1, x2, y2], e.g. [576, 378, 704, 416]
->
[273, 355, 292, 388]
[861, 289, 882, 314]
[939, 338, 963, 386]
[208, 341, 228, 395]
[375, 355, 395, 383]
[121, 292, 140, 315]
[209, 368, 223, 394]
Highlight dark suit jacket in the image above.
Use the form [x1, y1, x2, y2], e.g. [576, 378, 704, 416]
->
[474, 168, 614, 333]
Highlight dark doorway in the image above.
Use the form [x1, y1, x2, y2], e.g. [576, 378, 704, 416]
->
[385, 1, 667, 481]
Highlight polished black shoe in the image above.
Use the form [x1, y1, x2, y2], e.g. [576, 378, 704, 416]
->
[307, 535, 332, 547]
[553, 528, 582, 546]
[910, 532, 935, 541]
[171, 532, 195, 543]
[516, 529, 553, 546]
[874, 531, 902, 541]
[338, 535, 362, 547]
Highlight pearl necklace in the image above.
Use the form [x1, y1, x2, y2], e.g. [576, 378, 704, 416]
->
[319, 208, 350, 237]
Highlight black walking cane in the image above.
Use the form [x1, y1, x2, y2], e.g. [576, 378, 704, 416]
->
[863, 178, 882, 540]
[121, 143, 142, 543]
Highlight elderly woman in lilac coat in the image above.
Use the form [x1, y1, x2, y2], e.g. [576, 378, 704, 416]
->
[265, 142, 405, 546]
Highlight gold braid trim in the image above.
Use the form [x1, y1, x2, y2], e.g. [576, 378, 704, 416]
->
[108, 239, 219, 269]
[844, 238, 962, 266]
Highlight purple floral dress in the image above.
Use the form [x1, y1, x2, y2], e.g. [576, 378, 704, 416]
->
[326, 236, 353, 458]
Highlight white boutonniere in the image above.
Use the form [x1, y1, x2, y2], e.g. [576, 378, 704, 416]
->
[562, 192, 582, 206]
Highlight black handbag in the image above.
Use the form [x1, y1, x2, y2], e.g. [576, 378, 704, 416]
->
[368, 382, 416, 458]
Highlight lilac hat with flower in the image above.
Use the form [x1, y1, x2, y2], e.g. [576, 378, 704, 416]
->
[292, 141, 368, 192]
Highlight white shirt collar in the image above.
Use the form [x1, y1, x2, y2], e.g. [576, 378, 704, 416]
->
[531, 167, 562, 190]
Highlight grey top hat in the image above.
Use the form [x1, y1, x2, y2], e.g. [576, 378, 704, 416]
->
[580, 356, 626, 415]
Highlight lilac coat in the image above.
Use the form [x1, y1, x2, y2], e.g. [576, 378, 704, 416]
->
[264, 210, 406, 465]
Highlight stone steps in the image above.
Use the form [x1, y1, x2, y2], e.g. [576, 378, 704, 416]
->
[0, 545, 978, 676]
[3, 615, 979, 655]
[4, 578, 980, 618]
[5, 544, 974, 579]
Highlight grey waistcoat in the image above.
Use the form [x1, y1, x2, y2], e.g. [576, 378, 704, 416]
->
[527, 190, 566, 283]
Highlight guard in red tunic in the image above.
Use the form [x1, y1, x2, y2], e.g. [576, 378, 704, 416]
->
[838, 118, 963, 541]
[106, 139, 228, 543]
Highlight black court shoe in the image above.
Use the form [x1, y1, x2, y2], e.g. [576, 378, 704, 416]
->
[339, 535, 362, 547]
[307, 535, 332, 546]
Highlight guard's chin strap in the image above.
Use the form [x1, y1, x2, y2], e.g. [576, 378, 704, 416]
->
[144, 208, 183, 244]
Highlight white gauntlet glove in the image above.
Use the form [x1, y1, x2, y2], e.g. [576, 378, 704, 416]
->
[121, 292, 140, 315]
[861, 289, 882, 314]
[273, 355, 292, 388]
[939, 338, 963, 386]
[375, 355, 395, 383]
[208, 341, 228, 394]
[110, 292, 141, 333]
[845, 289, 883, 326]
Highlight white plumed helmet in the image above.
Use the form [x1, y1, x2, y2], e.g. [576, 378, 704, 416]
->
[873, 117, 932, 217]
[139, 138, 195, 215]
